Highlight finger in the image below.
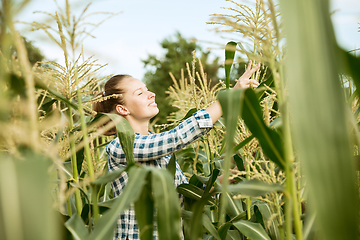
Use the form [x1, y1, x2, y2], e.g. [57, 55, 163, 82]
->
[245, 60, 252, 72]
[249, 79, 259, 85]
[242, 62, 260, 79]
[246, 63, 261, 78]
[250, 83, 260, 88]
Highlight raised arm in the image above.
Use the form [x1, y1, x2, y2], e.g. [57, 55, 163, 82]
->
[206, 60, 261, 124]
[107, 109, 213, 163]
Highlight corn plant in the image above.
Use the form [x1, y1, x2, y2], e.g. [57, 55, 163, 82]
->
[170, 1, 360, 240]
[0, 1, 185, 239]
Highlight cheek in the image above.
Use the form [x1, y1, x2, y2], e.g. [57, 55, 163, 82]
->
[128, 99, 145, 112]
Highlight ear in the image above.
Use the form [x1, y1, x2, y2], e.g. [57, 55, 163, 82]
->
[115, 105, 130, 116]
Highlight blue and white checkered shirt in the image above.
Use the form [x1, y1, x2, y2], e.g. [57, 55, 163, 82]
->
[106, 109, 213, 240]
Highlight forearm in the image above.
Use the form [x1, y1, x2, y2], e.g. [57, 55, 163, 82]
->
[206, 100, 223, 124]
[132, 110, 212, 161]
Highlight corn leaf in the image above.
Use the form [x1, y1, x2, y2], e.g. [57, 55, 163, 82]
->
[106, 113, 135, 165]
[227, 230, 241, 240]
[218, 88, 245, 224]
[225, 192, 243, 219]
[0, 152, 60, 240]
[88, 167, 149, 240]
[233, 220, 270, 240]
[339, 48, 360, 90]
[202, 214, 221, 240]
[227, 179, 284, 197]
[166, 153, 176, 178]
[151, 168, 181, 240]
[91, 167, 126, 185]
[233, 135, 255, 153]
[35, 81, 79, 110]
[280, 0, 360, 239]
[177, 184, 215, 205]
[64, 214, 89, 240]
[254, 202, 281, 240]
[242, 88, 285, 169]
[225, 41, 237, 88]
[218, 222, 233, 240]
[189, 195, 213, 240]
[134, 172, 154, 240]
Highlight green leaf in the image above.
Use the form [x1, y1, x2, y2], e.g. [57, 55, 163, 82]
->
[134, 172, 154, 240]
[227, 230, 242, 240]
[0, 151, 60, 240]
[181, 108, 198, 122]
[218, 89, 244, 152]
[256, 74, 274, 102]
[97, 198, 117, 208]
[339, 48, 360, 91]
[64, 214, 89, 240]
[92, 167, 126, 185]
[71, 112, 105, 133]
[89, 167, 149, 240]
[254, 202, 281, 240]
[190, 195, 213, 240]
[166, 153, 177, 178]
[181, 209, 193, 219]
[204, 168, 220, 195]
[202, 214, 221, 240]
[233, 154, 245, 172]
[105, 113, 135, 165]
[303, 211, 316, 240]
[218, 88, 245, 224]
[233, 220, 271, 240]
[35, 81, 79, 110]
[233, 135, 255, 153]
[218, 222, 233, 240]
[190, 174, 207, 188]
[225, 41, 237, 89]
[9, 73, 27, 99]
[40, 99, 57, 115]
[225, 192, 243, 219]
[280, 0, 360, 239]
[242, 89, 285, 169]
[227, 179, 284, 197]
[229, 205, 254, 223]
[151, 168, 181, 240]
[74, 146, 85, 176]
[177, 184, 215, 205]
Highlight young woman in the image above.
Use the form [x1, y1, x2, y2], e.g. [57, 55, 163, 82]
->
[93, 61, 260, 240]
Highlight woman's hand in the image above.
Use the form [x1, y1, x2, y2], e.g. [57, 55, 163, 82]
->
[206, 60, 261, 124]
[233, 60, 261, 89]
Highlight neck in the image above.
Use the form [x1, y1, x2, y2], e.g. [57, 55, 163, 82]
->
[125, 116, 150, 135]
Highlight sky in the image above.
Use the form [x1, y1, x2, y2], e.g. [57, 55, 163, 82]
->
[16, 0, 360, 80]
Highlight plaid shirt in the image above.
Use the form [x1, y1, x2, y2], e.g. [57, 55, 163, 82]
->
[106, 109, 213, 240]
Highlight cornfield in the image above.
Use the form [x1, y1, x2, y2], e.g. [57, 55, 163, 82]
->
[1, 0, 359, 240]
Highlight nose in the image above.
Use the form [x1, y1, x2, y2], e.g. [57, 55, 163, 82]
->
[148, 91, 155, 99]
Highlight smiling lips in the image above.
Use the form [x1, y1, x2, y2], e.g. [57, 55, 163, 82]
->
[149, 102, 157, 107]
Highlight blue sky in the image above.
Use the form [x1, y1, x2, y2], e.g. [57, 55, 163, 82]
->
[17, 0, 360, 80]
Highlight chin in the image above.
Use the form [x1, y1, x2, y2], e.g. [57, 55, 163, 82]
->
[147, 107, 159, 119]
[153, 108, 159, 116]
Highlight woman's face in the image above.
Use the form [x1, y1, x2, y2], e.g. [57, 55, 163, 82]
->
[119, 77, 159, 121]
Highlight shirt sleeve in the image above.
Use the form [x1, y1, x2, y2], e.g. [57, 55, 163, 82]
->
[106, 109, 213, 163]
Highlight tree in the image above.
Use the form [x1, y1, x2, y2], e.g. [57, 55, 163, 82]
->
[10, 36, 45, 65]
[142, 32, 221, 124]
